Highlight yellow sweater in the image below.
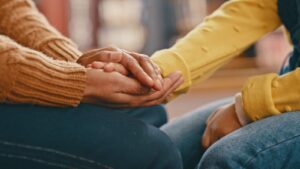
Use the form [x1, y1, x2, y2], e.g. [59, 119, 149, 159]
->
[152, 0, 299, 121]
[0, 0, 86, 107]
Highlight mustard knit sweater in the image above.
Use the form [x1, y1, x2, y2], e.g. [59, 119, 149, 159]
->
[0, 0, 86, 107]
[152, 0, 298, 121]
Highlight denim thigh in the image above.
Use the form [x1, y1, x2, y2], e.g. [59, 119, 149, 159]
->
[198, 111, 300, 169]
[0, 104, 182, 169]
[161, 98, 233, 169]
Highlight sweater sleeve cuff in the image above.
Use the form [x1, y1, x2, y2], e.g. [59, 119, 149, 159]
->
[7, 49, 86, 107]
[152, 49, 191, 94]
[40, 39, 83, 62]
[241, 73, 280, 121]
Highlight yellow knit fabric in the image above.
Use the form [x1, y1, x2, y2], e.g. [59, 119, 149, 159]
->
[151, 0, 298, 121]
[0, 0, 86, 107]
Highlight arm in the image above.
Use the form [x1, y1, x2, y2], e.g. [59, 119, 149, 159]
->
[202, 69, 300, 148]
[0, 0, 81, 62]
[0, 35, 86, 106]
[151, 0, 282, 94]
[242, 68, 300, 121]
[0, 35, 183, 107]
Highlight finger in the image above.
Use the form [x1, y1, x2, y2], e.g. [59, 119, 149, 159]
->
[104, 63, 129, 75]
[91, 61, 106, 69]
[81, 46, 120, 58]
[113, 72, 182, 107]
[103, 63, 115, 72]
[153, 63, 164, 84]
[203, 122, 223, 149]
[202, 126, 212, 149]
[206, 110, 218, 125]
[139, 71, 182, 104]
[127, 52, 162, 91]
[79, 51, 123, 66]
[142, 76, 184, 106]
[118, 75, 151, 95]
[78, 47, 119, 64]
[120, 52, 154, 88]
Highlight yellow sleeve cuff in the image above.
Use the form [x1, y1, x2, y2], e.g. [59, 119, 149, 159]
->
[152, 49, 192, 94]
[242, 73, 280, 121]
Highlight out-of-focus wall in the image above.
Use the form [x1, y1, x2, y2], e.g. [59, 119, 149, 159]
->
[35, 0, 293, 119]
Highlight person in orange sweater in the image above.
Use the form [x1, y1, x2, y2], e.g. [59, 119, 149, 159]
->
[0, 0, 185, 168]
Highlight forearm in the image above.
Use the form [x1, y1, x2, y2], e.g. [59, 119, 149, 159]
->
[241, 68, 300, 121]
[0, 0, 82, 62]
[152, 0, 281, 94]
[0, 35, 86, 107]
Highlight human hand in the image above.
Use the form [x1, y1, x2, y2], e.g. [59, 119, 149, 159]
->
[87, 61, 129, 76]
[77, 47, 163, 91]
[202, 103, 242, 149]
[82, 68, 183, 108]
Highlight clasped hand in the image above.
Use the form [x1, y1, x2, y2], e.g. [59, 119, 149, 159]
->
[77, 47, 184, 108]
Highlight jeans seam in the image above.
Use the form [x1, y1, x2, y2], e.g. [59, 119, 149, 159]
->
[242, 133, 300, 169]
[0, 140, 113, 169]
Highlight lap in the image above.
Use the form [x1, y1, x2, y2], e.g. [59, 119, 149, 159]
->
[161, 97, 234, 169]
[198, 111, 300, 169]
[163, 97, 300, 169]
[0, 104, 180, 169]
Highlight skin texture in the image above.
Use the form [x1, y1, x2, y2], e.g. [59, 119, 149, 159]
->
[78, 47, 163, 91]
[79, 47, 181, 108]
[202, 103, 242, 148]
[83, 69, 183, 108]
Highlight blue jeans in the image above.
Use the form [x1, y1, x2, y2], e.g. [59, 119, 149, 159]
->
[162, 98, 300, 169]
[0, 104, 182, 169]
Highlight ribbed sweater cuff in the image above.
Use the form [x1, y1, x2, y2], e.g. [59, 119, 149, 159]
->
[8, 50, 86, 107]
[40, 39, 83, 62]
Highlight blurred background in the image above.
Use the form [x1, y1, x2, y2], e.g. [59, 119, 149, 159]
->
[35, 0, 292, 120]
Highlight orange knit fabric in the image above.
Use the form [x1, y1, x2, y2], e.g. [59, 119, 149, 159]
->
[0, 0, 86, 107]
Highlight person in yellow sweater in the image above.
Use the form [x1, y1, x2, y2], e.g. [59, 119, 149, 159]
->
[155, 0, 300, 168]
[88, 0, 300, 168]
[0, 0, 186, 168]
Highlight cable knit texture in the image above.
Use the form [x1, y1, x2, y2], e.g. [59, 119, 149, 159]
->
[0, 0, 82, 61]
[0, 0, 86, 107]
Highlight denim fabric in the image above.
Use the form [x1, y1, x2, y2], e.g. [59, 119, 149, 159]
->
[0, 104, 183, 169]
[162, 98, 300, 169]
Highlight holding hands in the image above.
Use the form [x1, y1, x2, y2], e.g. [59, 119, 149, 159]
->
[77, 47, 184, 108]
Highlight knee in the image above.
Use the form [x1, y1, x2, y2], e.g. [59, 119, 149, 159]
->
[137, 105, 168, 127]
[150, 105, 168, 127]
[197, 137, 245, 169]
[144, 126, 183, 169]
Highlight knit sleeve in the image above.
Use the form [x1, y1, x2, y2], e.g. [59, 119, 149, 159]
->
[152, 0, 281, 94]
[0, 35, 86, 107]
[242, 68, 300, 121]
[0, 0, 82, 62]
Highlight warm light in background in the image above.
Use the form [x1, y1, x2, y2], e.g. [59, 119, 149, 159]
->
[35, 0, 293, 119]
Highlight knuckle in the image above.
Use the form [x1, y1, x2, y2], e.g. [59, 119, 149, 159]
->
[141, 55, 149, 60]
[107, 45, 118, 51]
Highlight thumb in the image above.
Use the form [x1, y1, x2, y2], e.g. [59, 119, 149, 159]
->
[202, 126, 211, 149]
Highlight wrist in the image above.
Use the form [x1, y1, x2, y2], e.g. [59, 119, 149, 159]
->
[234, 93, 251, 126]
[83, 69, 95, 98]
